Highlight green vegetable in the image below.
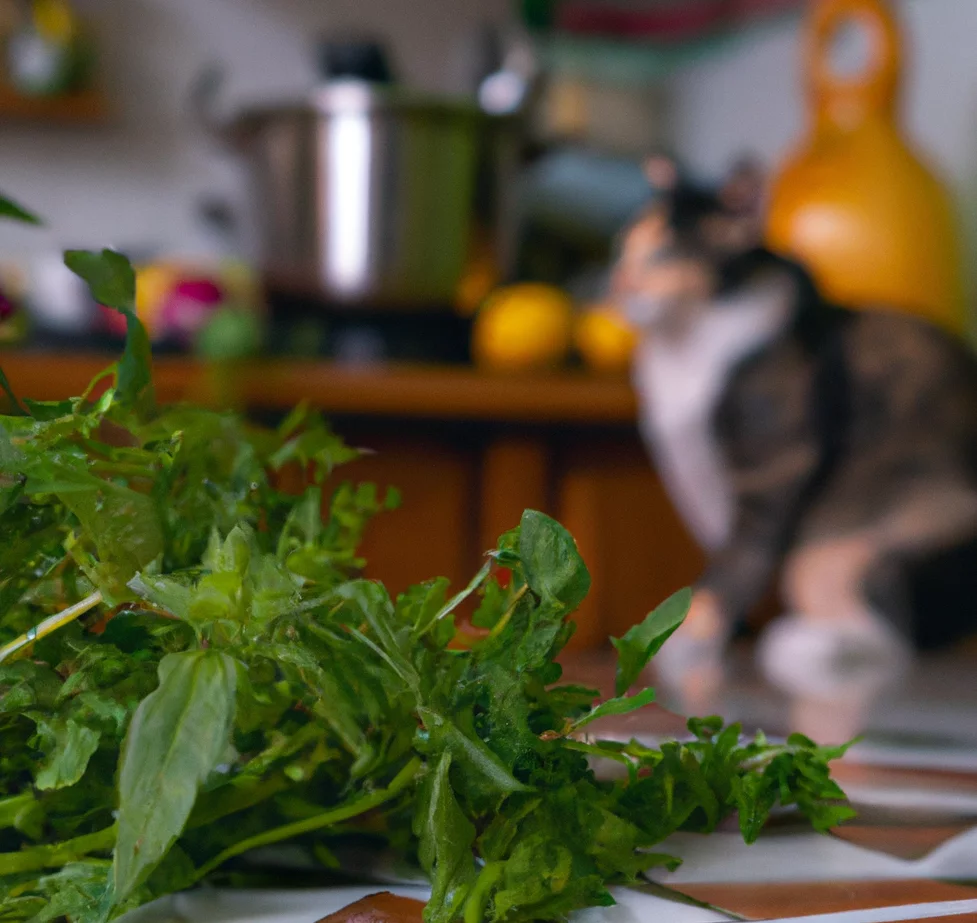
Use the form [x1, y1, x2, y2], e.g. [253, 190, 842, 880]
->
[114, 651, 238, 899]
[611, 589, 691, 695]
[0, 241, 853, 923]
[0, 194, 41, 226]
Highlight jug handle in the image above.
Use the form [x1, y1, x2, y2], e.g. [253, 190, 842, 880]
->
[187, 64, 242, 149]
[808, 0, 902, 125]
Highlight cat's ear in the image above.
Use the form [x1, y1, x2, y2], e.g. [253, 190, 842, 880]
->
[719, 155, 765, 215]
[643, 154, 680, 193]
[703, 156, 766, 254]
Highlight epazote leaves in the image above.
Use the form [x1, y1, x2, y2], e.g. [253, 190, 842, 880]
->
[0, 244, 852, 923]
[114, 651, 237, 899]
[64, 248, 154, 413]
[415, 752, 477, 923]
[611, 588, 692, 695]
[32, 718, 101, 792]
[570, 687, 656, 733]
[518, 509, 591, 611]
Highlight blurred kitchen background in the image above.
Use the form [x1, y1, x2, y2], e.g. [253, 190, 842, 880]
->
[3, 0, 977, 745]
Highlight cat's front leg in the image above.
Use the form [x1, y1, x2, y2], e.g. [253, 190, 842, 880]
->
[653, 588, 731, 715]
[757, 535, 912, 743]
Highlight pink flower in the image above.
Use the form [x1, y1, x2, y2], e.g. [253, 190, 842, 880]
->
[0, 289, 16, 322]
[160, 278, 226, 343]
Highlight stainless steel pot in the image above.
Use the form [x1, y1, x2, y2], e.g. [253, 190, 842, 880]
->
[195, 72, 518, 309]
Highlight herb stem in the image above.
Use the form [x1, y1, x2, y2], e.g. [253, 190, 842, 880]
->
[0, 825, 115, 875]
[485, 584, 528, 642]
[191, 755, 422, 883]
[0, 591, 103, 665]
[415, 560, 492, 638]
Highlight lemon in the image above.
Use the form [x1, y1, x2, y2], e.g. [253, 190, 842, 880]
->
[574, 305, 638, 373]
[454, 233, 500, 318]
[135, 263, 179, 335]
[472, 284, 573, 371]
[32, 0, 76, 43]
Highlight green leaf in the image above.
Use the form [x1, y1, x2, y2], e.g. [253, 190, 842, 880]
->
[611, 588, 692, 695]
[688, 716, 724, 740]
[415, 751, 477, 923]
[52, 473, 164, 603]
[26, 862, 113, 923]
[333, 579, 419, 690]
[471, 578, 507, 630]
[419, 708, 531, 798]
[63, 249, 135, 312]
[33, 718, 101, 791]
[490, 831, 614, 923]
[63, 249, 154, 412]
[113, 650, 237, 901]
[0, 193, 41, 225]
[570, 687, 656, 733]
[732, 772, 778, 843]
[414, 562, 491, 640]
[518, 511, 591, 611]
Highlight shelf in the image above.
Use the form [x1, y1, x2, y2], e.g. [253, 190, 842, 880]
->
[0, 352, 640, 426]
[0, 84, 108, 125]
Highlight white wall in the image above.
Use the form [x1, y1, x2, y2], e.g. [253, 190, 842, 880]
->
[667, 0, 977, 270]
[6, 0, 976, 277]
[0, 0, 508, 261]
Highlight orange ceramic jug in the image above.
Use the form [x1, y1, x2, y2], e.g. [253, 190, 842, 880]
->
[767, 0, 965, 334]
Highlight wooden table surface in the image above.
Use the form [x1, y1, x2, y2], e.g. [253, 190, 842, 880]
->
[681, 879, 977, 920]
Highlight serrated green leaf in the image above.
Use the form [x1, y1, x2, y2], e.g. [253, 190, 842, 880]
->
[787, 732, 817, 749]
[33, 718, 101, 791]
[27, 861, 113, 923]
[611, 588, 691, 695]
[688, 716, 724, 740]
[113, 650, 237, 901]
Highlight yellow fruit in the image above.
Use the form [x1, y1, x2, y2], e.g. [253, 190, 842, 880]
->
[454, 233, 500, 317]
[135, 264, 178, 334]
[33, 0, 76, 43]
[574, 305, 638, 373]
[472, 284, 573, 371]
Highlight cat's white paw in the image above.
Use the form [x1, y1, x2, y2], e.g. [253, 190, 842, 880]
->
[756, 611, 910, 701]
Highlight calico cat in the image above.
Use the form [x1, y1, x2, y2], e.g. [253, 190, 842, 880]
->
[613, 157, 977, 733]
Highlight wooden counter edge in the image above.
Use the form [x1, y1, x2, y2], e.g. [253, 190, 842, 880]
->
[0, 352, 640, 426]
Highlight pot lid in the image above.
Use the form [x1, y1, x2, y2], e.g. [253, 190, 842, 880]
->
[234, 80, 486, 126]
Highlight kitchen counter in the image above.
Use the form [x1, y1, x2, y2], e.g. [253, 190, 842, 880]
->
[0, 352, 639, 424]
[0, 351, 704, 649]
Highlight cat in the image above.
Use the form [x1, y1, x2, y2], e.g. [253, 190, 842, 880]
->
[612, 156, 977, 738]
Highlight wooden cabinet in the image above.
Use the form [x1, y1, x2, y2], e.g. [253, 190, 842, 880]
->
[0, 353, 704, 648]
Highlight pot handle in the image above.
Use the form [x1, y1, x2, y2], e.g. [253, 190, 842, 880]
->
[188, 64, 238, 148]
